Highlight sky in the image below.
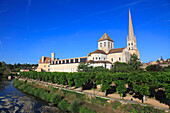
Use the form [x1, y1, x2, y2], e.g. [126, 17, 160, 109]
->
[0, 0, 169, 64]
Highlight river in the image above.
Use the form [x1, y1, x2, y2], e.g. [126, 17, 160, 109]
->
[0, 77, 61, 113]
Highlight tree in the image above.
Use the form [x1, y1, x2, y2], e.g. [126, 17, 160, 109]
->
[66, 73, 74, 89]
[128, 54, 141, 71]
[115, 80, 126, 99]
[111, 62, 132, 73]
[100, 73, 112, 96]
[146, 65, 163, 71]
[77, 62, 93, 72]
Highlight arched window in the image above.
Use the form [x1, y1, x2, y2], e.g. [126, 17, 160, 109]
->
[100, 43, 102, 47]
[111, 43, 112, 48]
[99, 57, 100, 60]
[119, 57, 121, 61]
[111, 58, 113, 62]
[131, 43, 133, 45]
[93, 57, 94, 60]
[108, 42, 110, 47]
[96, 57, 98, 60]
[104, 42, 106, 47]
[129, 47, 130, 50]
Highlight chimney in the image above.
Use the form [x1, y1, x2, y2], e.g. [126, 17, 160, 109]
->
[42, 56, 44, 63]
[51, 53, 55, 61]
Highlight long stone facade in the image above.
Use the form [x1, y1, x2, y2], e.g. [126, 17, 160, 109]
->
[37, 9, 140, 72]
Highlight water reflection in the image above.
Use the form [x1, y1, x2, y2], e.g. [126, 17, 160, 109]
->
[0, 77, 60, 113]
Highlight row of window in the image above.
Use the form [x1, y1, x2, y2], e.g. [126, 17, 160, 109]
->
[111, 57, 121, 62]
[50, 58, 87, 65]
[100, 42, 112, 48]
[93, 57, 106, 60]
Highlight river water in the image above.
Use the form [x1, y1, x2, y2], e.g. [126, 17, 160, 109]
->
[0, 77, 61, 113]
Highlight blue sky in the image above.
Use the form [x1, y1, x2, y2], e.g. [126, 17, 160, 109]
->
[0, 0, 169, 64]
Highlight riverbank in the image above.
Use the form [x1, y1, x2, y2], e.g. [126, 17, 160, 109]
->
[14, 78, 168, 113]
[0, 77, 61, 113]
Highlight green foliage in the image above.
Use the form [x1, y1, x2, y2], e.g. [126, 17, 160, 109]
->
[50, 94, 62, 105]
[111, 62, 132, 73]
[128, 54, 141, 71]
[69, 99, 81, 113]
[58, 99, 69, 111]
[91, 97, 108, 106]
[100, 73, 112, 93]
[79, 107, 96, 113]
[111, 101, 122, 110]
[77, 62, 93, 72]
[146, 65, 163, 71]
[115, 80, 126, 98]
[24, 80, 27, 84]
[164, 65, 170, 72]
[18, 71, 170, 102]
[122, 103, 165, 113]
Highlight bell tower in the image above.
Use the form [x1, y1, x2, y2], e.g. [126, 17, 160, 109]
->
[98, 33, 114, 53]
[127, 9, 140, 58]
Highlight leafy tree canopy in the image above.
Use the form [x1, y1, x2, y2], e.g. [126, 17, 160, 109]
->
[111, 62, 132, 73]
[128, 54, 141, 71]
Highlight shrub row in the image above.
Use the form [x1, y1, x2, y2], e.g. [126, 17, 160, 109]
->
[19, 71, 170, 101]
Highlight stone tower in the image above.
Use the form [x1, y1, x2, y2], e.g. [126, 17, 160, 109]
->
[127, 9, 140, 58]
[98, 33, 114, 53]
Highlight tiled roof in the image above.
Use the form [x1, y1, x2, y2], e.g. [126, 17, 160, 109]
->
[88, 49, 106, 56]
[86, 60, 112, 64]
[108, 47, 126, 54]
[98, 33, 114, 42]
[39, 57, 51, 63]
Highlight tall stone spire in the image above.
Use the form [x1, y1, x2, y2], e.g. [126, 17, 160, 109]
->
[129, 9, 134, 39]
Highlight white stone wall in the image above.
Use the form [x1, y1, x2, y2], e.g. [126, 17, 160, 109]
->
[50, 63, 79, 72]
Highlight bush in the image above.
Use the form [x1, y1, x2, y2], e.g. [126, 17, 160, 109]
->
[50, 94, 62, 105]
[111, 101, 122, 110]
[24, 80, 27, 84]
[91, 97, 108, 106]
[79, 107, 96, 113]
[146, 65, 163, 71]
[69, 99, 81, 113]
[58, 99, 69, 111]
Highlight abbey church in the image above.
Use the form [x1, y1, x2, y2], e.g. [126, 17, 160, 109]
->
[37, 10, 140, 72]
